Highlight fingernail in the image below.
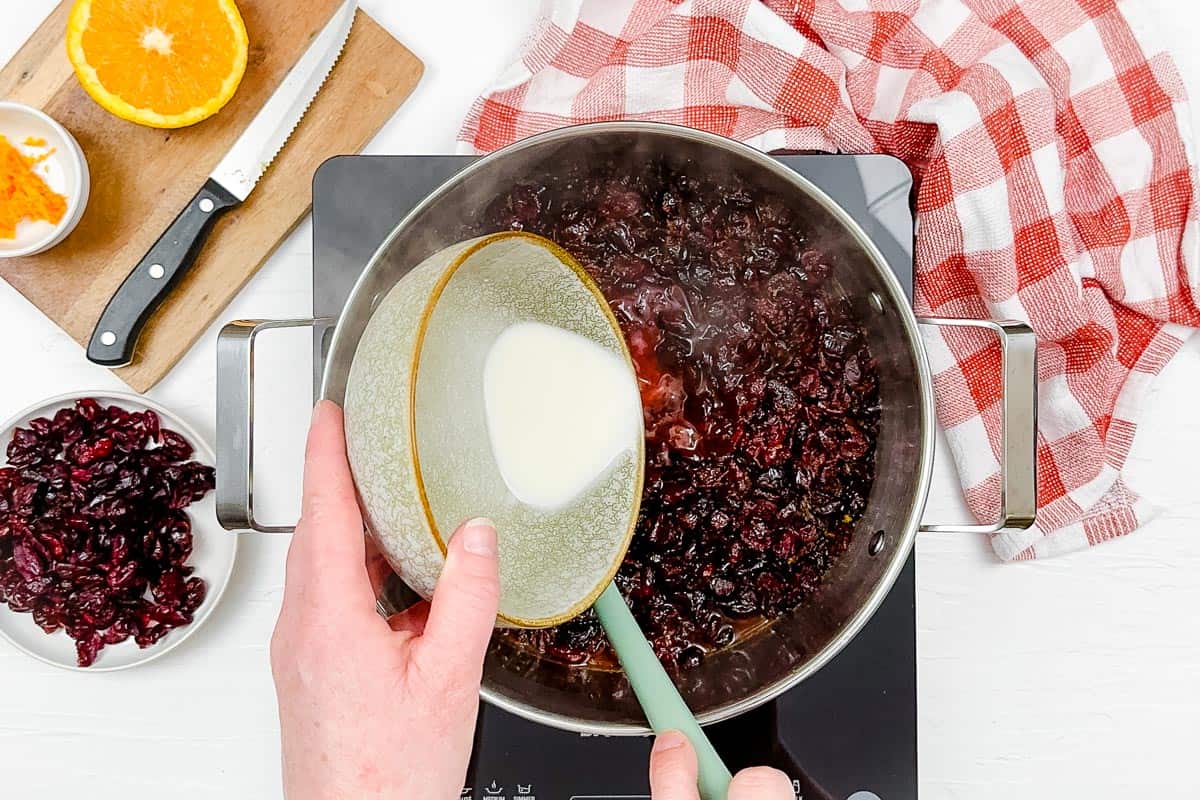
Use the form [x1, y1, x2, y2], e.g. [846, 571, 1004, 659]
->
[460, 518, 497, 556]
[652, 730, 687, 753]
[310, 400, 329, 426]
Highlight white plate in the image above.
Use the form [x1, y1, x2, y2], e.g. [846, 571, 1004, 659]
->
[0, 101, 91, 258]
[0, 392, 237, 671]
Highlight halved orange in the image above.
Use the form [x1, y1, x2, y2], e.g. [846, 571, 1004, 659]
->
[66, 0, 249, 129]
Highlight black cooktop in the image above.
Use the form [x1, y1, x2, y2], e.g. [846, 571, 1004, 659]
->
[312, 154, 917, 800]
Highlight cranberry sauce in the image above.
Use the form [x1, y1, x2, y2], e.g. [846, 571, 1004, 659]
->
[480, 158, 880, 671]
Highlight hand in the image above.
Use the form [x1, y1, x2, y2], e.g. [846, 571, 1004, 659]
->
[270, 401, 500, 800]
[650, 731, 794, 800]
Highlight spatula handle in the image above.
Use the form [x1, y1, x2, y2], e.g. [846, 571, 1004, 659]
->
[594, 583, 733, 800]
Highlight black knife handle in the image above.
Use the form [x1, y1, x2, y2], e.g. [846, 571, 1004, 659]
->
[86, 178, 240, 367]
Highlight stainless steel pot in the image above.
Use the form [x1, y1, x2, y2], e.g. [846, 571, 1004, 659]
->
[216, 122, 1037, 734]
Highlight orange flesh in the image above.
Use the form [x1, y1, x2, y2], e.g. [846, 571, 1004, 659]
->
[80, 0, 241, 116]
[0, 134, 68, 239]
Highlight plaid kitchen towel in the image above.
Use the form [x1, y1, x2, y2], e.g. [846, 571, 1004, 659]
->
[459, 0, 1200, 560]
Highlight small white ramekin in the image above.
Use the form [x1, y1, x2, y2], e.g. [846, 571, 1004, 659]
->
[0, 101, 90, 258]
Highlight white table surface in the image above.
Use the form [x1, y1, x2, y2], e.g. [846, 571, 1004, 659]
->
[2, 2, 1199, 798]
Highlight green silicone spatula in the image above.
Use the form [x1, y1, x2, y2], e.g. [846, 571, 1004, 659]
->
[593, 583, 733, 800]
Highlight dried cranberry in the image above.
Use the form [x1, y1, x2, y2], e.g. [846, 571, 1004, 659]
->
[75, 630, 101, 667]
[0, 400, 213, 666]
[70, 437, 113, 465]
[12, 539, 44, 580]
[159, 430, 193, 461]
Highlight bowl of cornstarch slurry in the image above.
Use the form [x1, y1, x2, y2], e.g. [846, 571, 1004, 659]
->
[342, 231, 645, 628]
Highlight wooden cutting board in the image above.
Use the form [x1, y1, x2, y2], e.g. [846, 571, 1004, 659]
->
[0, 1, 423, 391]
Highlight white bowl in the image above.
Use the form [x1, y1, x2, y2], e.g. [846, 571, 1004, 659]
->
[0, 101, 90, 258]
[0, 392, 237, 671]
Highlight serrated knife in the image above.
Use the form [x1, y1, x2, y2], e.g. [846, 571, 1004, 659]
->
[86, 0, 358, 367]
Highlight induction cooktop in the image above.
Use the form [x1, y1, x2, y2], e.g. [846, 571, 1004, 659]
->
[312, 153, 917, 800]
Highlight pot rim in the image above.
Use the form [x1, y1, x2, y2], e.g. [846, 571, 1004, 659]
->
[322, 121, 936, 734]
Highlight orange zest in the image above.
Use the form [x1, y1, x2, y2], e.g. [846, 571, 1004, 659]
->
[0, 134, 67, 239]
[66, 0, 249, 129]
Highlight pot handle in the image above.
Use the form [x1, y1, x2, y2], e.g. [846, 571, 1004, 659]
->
[916, 318, 1038, 534]
[215, 318, 336, 533]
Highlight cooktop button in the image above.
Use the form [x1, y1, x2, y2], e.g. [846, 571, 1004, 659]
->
[848, 792, 882, 800]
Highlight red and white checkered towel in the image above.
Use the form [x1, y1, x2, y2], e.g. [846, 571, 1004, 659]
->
[458, 0, 1200, 560]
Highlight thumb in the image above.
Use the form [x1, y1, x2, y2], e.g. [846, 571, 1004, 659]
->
[413, 518, 500, 686]
[649, 731, 701, 800]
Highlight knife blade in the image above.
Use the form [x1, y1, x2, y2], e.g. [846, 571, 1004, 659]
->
[86, 0, 358, 367]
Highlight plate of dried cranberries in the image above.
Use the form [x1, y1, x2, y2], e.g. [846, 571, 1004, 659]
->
[0, 392, 235, 670]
